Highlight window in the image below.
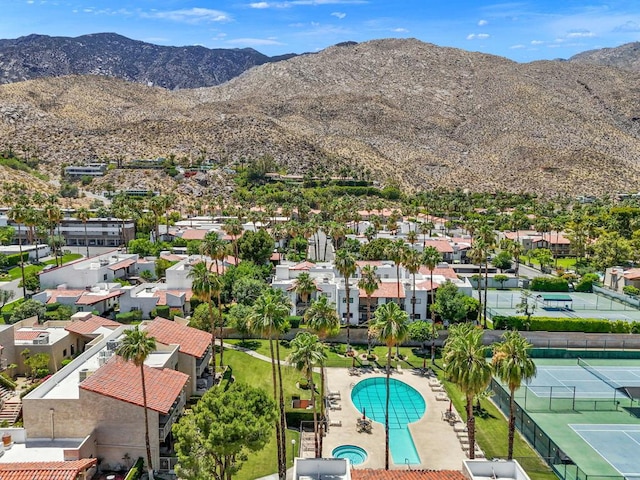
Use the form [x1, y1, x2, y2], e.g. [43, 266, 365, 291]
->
[63, 349, 67, 357]
[383, 274, 389, 279]
[103, 274, 108, 281]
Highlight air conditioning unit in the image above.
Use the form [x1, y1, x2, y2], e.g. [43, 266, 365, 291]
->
[106, 339, 120, 351]
[79, 369, 94, 382]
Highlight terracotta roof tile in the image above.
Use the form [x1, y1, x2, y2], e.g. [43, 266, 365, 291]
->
[423, 239, 454, 253]
[181, 229, 208, 240]
[108, 258, 136, 271]
[14, 330, 47, 341]
[352, 470, 466, 480]
[80, 357, 189, 414]
[153, 289, 193, 306]
[65, 315, 121, 335]
[43, 289, 86, 304]
[292, 261, 315, 270]
[0, 458, 98, 480]
[160, 253, 185, 262]
[359, 281, 405, 298]
[144, 317, 211, 358]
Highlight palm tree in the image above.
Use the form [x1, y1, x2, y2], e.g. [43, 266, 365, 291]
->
[477, 224, 496, 328]
[76, 207, 91, 258]
[402, 248, 422, 322]
[443, 323, 492, 459]
[305, 294, 340, 455]
[385, 239, 406, 306]
[187, 261, 218, 372]
[8, 204, 27, 298]
[371, 302, 409, 470]
[357, 264, 380, 327]
[44, 201, 62, 266]
[200, 232, 227, 366]
[249, 288, 291, 479]
[467, 240, 486, 326]
[116, 326, 157, 480]
[421, 246, 442, 346]
[223, 218, 243, 264]
[288, 332, 326, 458]
[294, 271, 316, 310]
[334, 248, 357, 347]
[492, 331, 536, 460]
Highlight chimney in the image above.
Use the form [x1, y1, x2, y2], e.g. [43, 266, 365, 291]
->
[71, 312, 93, 321]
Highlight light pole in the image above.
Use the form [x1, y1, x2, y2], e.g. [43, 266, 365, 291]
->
[291, 438, 296, 461]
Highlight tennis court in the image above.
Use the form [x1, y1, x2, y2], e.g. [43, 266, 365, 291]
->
[480, 290, 640, 322]
[492, 357, 640, 480]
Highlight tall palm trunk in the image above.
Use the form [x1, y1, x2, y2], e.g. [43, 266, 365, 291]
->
[140, 365, 154, 479]
[209, 301, 217, 373]
[275, 338, 288, 479]
[309, 373, 319, 457]
[345, 279, 351, 347]
[483, 258, 489, 328]
[467, 393, 476, 459]
[385, 344, 391, 470]
[218, 291, 224, 367]
[508, 388, 516, 460]
[269, 339, 284, 479]
[18, 230, 26, 298]
[319, 366, 325, 456]
[430, 269, 436, 363]
[476, 274, 483, 325]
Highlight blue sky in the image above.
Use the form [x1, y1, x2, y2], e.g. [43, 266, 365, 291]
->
[2, 0, 640, 62]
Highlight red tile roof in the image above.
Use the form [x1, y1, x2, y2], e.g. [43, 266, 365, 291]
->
[0, 458, 98, 480]
[423, 239, 454, 253]
[80, 357, 189, 414]
[624, 268, 640, 280]
[44, 289, 86, 304]
[359, 281, 405, 298]
[352, 470, 466, 480]
[14, 330, 47, 341]
[108, 258, 136, 271]
[160, 253, 185, 262]
[145, 317, 211, 358]
[75, 290, 123, 305]
[356, 261, 384, 267]
[181, 229, 208, 240]
[415, 280, 438, 291]
[292, 261, 315, 270]
[65, 315, 121, 335]
[154, 289, 193, 306]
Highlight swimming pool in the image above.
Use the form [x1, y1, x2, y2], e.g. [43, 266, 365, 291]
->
[332, 445, 368, 465]
[351, 377, 425, 465]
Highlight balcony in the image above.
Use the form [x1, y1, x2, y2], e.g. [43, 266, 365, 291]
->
[196, 348, 212, 377]
[158, 390, 186, 441]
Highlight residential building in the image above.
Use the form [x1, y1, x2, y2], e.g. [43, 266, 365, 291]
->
[501, 230, 572, 258]
[33, 284, 123, 315]
[38, 252, 139, 289]
[64, 163, 107, 177]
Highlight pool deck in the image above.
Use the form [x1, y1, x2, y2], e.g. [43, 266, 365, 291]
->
[322, 366, 471, 471]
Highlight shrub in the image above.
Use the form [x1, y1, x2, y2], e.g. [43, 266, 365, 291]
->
[61, 358, 73, 367]
[0, 375, 16, 390]
[530, 277, 569, 292]
[124, 457, 145, 480]
[492, 315, 621, 333]
[287, 316, 302, 329]
[623, 286, 640, 297]
[5, 252, 28, 267]
[575, 273, 600, 293]
[115, 310, 143, 323]
[151, 305, 170, 319]
[20, 380, 44, 398]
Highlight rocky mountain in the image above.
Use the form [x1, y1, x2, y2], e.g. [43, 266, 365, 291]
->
[569, 42, 640, 72]
[0, 33, 296, 89]
[2, 38, 640, 197]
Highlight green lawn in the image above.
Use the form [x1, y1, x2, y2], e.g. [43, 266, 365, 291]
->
[2, 253, 83, 281]
[223, 348, 314, 480]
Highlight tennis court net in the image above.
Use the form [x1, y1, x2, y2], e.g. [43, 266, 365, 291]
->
[577, 357, 620, 390]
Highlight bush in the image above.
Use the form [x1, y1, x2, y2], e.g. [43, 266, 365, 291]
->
[624, 286, 640, 297]
[151, 305, 170, 319]
[0, 375, 16, 390]
[575, 273, 600, 293]
[115, 310, 143, 323]
[287, 316, 302, 329]
[61, 358, 73, 367]
[530, 277, 569, 292]
[5, 252, 28, 267]
[20, 380, 44, 398]
[492, 315, 621, 333]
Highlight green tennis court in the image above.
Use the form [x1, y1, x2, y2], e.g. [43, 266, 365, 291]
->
[492, 357, 640, 480]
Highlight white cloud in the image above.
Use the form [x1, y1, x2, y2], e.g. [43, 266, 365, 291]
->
[531, 40, 544, 45]
[392, 27, 408, 33]
[331, 12, 346, 19]
[614, 21, 640, 32]
[247, 0, 367, 7]
[566, 29, 595, 38]
[249, 2, 271, 8]
[510, 44, 525, 49]
[226, 37, 285, 46]
[478, 19, 488, 26]
[467, 33, 489, 40]
[143, 8, 231, 23]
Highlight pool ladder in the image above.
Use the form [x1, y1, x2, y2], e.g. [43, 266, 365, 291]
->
[405, 458, 412, 470]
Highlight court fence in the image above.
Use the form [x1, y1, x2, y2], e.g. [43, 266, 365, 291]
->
[513, 384, 628, 412]
[491, 378, 626, 480]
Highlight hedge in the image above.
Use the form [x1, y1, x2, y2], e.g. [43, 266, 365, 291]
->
[287, 316, 302, 329]
[20, 379, 44, 398]
[6, 252, 28, 267]
[491, 315, 638, 333]
[124, 457, 145, 480]
[115, 310, 143, 324]
[0, 374, 16, 391]
[530, 277, 569, 292]
[151, 305, 170, 319]
[285, 411, 315, 429]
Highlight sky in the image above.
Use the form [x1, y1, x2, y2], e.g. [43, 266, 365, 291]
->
[2, 1, 640, 62]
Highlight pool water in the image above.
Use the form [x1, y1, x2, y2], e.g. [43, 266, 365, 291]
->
[351, 377, 425, 465]
[332, 445, 368, 465]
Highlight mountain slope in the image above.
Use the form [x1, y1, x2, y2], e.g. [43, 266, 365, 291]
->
[0, 33, 295, 89]
[569, 42, 640, 72]
[2, 38, 640, 196]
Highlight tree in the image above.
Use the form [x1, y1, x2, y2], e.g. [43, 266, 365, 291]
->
[357, 264, 380, 327]
[432, 281, 468, 325]
[384, 239, 406, 307]
[515, 290, 536, 330]
[287, 332, 326, 458]
[200, 232, 227, 367]
[494, 274, 509, 290]
[531, 248, 553, 271]
[443, 322, 492, 459]
[467, 240, 486, 325]
[188, 261, 219, 372]
[232, 277, 267, 305]
[402, 248, 422, 321]
[22, 350, 50, 379]
[223, 218, 244, 264]
[294, 272, 316, 307]
[371, 302, 409, 470]
[492, 250, 513, 271]
[10, 299, 45, 324]
[248, 289, 291, 479]
[227, 304, 252, 341]
[408, 320, 436, 369]
[334, 248, 357, 347]
[8, 204, 27, 298]
[238, 229, 274, 265]
[173, 382, 276, 480]
[0, 289, 14, 311]
[116, 326, 157, 480]
[590, 232, 632, 272]
[492, 331, 536, 460]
